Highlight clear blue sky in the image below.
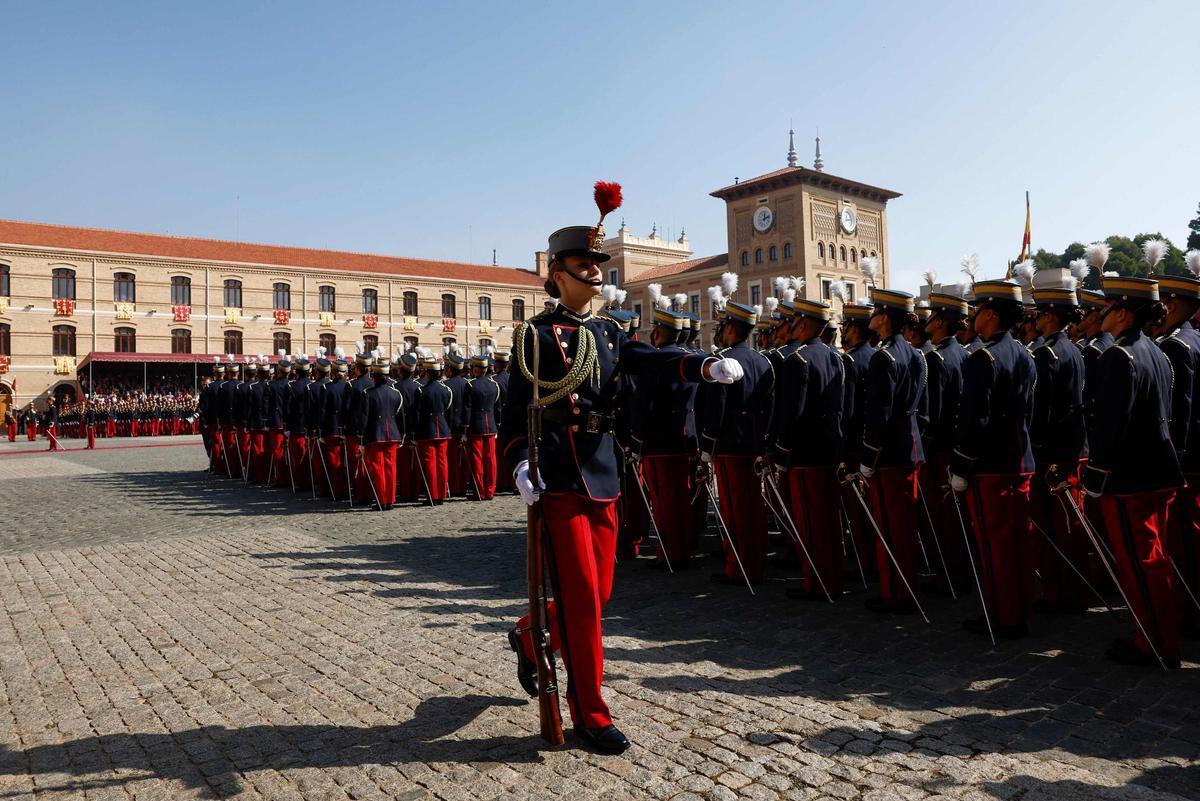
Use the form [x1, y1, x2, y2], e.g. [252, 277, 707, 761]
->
[3, 1, 1197, 293]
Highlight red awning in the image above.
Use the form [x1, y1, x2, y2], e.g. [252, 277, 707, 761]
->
[76, 352, 283, 369]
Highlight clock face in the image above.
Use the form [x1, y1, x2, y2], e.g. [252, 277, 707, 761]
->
[839, 207, 858, 234]
[753, 206, 774, 233]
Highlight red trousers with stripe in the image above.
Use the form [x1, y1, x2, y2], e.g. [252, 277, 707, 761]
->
[86, 425, 95, 450]
[918, 453, 970, 592]
[1031, 462, 1092, 606]
[322, 437, 348, 500]
[1168, 478, 1200, 628]
[418, 439, 450, 502]
[289, 435, 310, 491]
[6, 422, 15, 443]
[209, 425, 225, 474]
[363, 442, 397, 507]
[1102, 490, 1180, 664]
[396, 442, 419, 503]
[517, 492, 618, 729]
[715, 455, 768, 582]
[867, 467, 920, 602]
[221, 427, 242, 478]
[248, 431, 269, 483]
[449, 440, 470, 496]
[310, 436, 330, 496]
[786, 466, 844, 597]
[345, 436, 371, 504]
[267, 431, 287, 486]
[642, 454, 696, 564]
[468, 434, 497, 500]
[964, 473, 1034, 627]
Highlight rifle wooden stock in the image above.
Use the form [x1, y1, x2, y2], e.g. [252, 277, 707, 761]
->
[525, 324, 564, 747]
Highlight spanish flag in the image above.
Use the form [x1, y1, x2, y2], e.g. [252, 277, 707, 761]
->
[1017, 191, 1031, 262]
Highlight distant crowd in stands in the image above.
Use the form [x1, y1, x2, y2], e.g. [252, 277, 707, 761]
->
[4, 389, 200, 447]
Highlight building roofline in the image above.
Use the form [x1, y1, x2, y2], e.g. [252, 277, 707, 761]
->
[710, 166, 901, 202]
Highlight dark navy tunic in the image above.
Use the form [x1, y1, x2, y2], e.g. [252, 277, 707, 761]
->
[862, 334, 927, 470]
[464, 375, 501, 436]
[1030, 330, 1087, 470]
[951, 331, 1036, 477]
[630, 343, 698, 456]
[697, 341, 774, 458]
[923, 337, 966, 457]
[771, 337, 843, 468]
[415, 379, 453, 441]
[1157, 321, 1200, 470]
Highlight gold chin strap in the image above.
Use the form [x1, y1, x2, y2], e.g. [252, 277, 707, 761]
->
[513, 321, 600, 406]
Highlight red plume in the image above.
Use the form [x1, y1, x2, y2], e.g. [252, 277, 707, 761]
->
[593, 181, 623, 219]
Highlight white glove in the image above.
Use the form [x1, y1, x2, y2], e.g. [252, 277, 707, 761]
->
[949, 473, 968, 492]
[859, 464, 874, 479]
[514, 460, 545, 506]
[707, 358, 744, 384]
[700, 451, 712, 464]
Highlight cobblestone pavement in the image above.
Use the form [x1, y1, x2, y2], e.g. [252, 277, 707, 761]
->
[0, 445, 1197, 800]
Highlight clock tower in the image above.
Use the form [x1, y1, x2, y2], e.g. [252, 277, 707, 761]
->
[709, 137, 901, 308]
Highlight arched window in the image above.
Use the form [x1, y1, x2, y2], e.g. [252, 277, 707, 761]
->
[224, 330, 243, 354]
[860, 249, 867, 259]
[870, 250, 877, 257]
[479, 338, 494, 354]
[52, 268, 76, 300]
[769, 245, 778, 262]
[741, 251, 750, 267]
[850, 249, 858, 264]
[52, 325, 76, 356]
[171, 276, 191, 306]
[171, 329, 191, 354]
[512, 298, 525, 322]
[829, 243, 836, 262]
[442, 336, 457, 354]
[114, 327, 136, 353]
[320, 332, 337, 353]
[754, 248, 764, 264]
[113, 272, 136, 303]
[364, 334, 379, 352]
[0, 263, 10, 297]
[273, 282, 291, 311]
[0, 323, 9, 356]
[403, 291, 418, 316]
[840, 246, 847, 262]
[441, 293, 457, 318]
[362, 288, 378, 315]
[478, 296, 492, 320]
[273, 331, 291, 354]
[318, 285, 336, 313]
[783, 243, 793, 260]
[403, 335, 419, 353]
[817, 242, 824, 260]
[223, 279, 242, 308]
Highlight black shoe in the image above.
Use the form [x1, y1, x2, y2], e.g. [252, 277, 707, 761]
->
[1106, 638, 1178, 668]
[507, 629, 538, 698]
[574, 724, 630, 755]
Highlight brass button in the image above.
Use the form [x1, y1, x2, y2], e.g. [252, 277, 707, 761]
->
[572, 407, 581, 415]
[571, 424, 579, 432]
[571, 393, 579, 401]
[608, 343, 614, 350]
[555, 326, 562, 334]
[560, 341, 569, 348]
[565, 357, 572, 365]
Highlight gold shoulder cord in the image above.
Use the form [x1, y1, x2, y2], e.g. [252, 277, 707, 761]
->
[514, 321, 600, 406]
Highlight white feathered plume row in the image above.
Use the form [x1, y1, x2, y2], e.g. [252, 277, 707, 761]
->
[1186, 249, 1200, 277]
[752, 304, 763, 319]
[673, 293, 688, 311]
[1103, 271, 1119, 278]
[763, 297, 780, 316]
[1142, 238, 1170, 273]
[648, 283, 671, 310]
[961, 253, 980, 284]
[599, 285, 618, 305]
[861, 256, 880, 287]
[773, 276, 788, 296]
[1068, 258, 1090, 282]
[781, 287, 797, 303]
[1012, 260, 1036, 288]
[1084, 242, 1110, 270]
[923, 270, 937, 288]
[614, 289, 627, 306]
[829, 281, 848, 304]
[721, 271, 739, 299]
[706, 285, 727, 310]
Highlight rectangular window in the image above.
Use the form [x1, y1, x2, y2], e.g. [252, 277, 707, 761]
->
[171, 276, 191, 306]
[821, 279, 832, 300]
[403, 291, 418, 316]
[273, 282, 291, 311]
[749, 282, 761, 306]
[362, 288, 378, 315]
[52, 325, 76, 356]
[52, 268, 76, 301]
[478, 296, 491, 320]
[113, 273, 136, 303]
[319, 285, 336, 313]
[223, 279, 242, 308]
[0, 264, 10, 297]
[441, 294, 456, 318]
[633, 302, 642, 320]
[171, 329, 192, 354]
[690, 293, 700, 315]
[113, 328, 136, 353]
[608, 269, 618, 286]
[845, 283, 856, 302]
[273, 331, 291, 354]
[362, 334, 377, 352]
[512, 298, 525, 322]
[320, 332, 337, 353]
[224, 330, 243, 355]
[0, 323, 9, 356]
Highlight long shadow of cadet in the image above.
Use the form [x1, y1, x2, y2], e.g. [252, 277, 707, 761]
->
[0, 695, 533, 799]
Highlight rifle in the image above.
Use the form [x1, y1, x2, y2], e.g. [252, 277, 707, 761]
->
[526, 326, 565, 746]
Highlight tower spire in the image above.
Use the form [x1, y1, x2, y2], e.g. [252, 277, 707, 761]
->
[813, 133, 824, 172]
[787, 126, 797, 167]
